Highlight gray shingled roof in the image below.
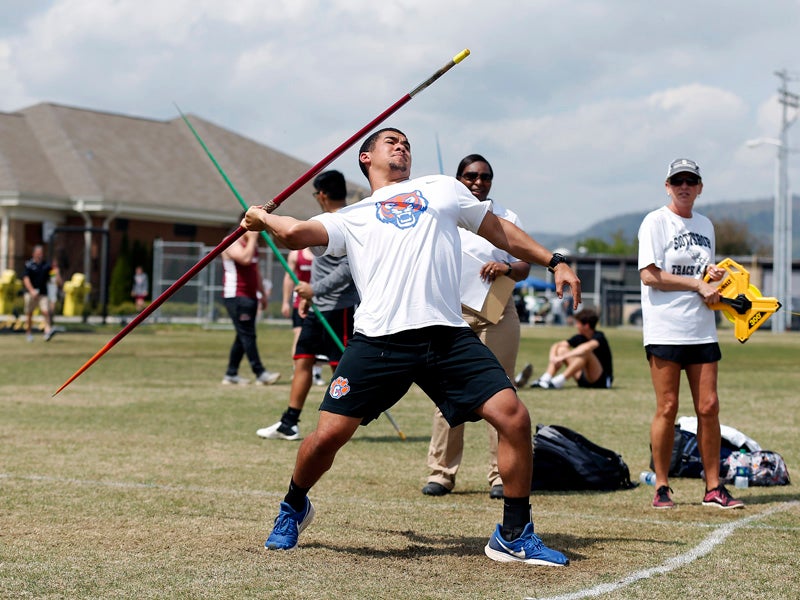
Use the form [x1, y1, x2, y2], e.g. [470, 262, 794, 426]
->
[0, 102, 367, 225]
[0, 109, 69, 203]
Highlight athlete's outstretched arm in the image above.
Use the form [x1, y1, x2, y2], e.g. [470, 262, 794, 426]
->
[242, 207, 329, 250]
[477, 212, 581, 306]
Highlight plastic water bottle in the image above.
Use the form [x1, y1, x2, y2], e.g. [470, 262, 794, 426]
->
[734, 449, 750, 489]
[639, 471, 656, 486]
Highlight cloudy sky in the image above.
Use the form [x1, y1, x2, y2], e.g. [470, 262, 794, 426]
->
[1, 0, 798, 235]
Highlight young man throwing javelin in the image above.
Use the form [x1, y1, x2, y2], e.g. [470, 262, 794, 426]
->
[242, 127, 580, 566]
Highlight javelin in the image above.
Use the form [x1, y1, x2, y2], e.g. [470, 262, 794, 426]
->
[176, 107, 342, 348]
[53, 48, 471, 397]
[177, 108, 406, 440]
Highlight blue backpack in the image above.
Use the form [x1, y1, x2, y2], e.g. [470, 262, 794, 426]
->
[652, 425, 740, 478]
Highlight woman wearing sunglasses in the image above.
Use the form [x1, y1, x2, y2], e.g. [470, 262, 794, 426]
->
[422, 154, 531, 500]
[638, 158, 743, 510]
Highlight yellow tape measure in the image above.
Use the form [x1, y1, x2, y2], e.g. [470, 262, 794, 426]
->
[705, 258, 782, 343]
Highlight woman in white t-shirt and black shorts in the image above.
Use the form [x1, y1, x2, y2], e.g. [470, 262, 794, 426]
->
[638, 158, 743, 511]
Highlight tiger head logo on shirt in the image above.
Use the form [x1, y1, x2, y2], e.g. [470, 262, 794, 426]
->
[375, 190, 428, 229]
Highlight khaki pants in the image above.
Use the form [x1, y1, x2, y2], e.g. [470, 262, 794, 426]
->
[24, 292, 51, 316]
[425, 297, 520, 489]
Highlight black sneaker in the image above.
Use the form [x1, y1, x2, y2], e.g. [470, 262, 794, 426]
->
[514, 364, 533, 388]
[421, 482, 451, 496]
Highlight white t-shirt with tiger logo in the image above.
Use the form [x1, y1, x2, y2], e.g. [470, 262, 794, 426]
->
[312, 175, 489, 337]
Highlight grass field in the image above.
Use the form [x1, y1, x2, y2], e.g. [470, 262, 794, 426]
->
[1, 320, 799, 599]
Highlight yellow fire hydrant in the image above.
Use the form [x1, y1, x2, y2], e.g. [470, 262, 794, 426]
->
[62, 273, 91, 317]
[0, 270, 22, 314]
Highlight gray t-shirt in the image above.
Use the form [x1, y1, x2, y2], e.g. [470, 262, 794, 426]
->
[310, 253, 359, 312]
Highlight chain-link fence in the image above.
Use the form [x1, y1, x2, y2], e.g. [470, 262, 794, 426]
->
[151, 239, 287, 323]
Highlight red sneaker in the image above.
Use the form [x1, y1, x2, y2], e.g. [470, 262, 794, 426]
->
[652, 485, 674, 509]
[702, 485, 744, 509]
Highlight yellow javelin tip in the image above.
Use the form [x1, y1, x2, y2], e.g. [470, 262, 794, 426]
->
[453, 49, 470, 64]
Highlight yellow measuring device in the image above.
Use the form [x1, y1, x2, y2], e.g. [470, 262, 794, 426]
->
[706, 258, 782, 343]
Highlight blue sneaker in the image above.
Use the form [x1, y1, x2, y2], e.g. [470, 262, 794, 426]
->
[264, 499, 315, 551]
[484, 523, 569, 566]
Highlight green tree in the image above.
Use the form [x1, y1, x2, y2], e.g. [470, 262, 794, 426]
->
[714, 218, 753, 256]
[109, 234, 133, 306]
[577, 230, 637, 255]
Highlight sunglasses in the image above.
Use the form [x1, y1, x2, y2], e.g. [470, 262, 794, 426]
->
[461, 172, 493, 183]
[668, 176, 700, 187]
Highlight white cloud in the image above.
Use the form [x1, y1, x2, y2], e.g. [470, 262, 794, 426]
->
[1, 0, 799, 235]
[0, 41, 33, 109]
[756, 94, 788, 133]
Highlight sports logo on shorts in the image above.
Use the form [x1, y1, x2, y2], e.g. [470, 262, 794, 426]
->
[375, 190, 428, 229]
[329, 376, 350, 399]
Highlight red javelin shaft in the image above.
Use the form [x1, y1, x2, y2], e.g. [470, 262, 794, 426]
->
[53, 49, 470, 396]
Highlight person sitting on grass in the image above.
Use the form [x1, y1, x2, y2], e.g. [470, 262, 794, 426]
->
[531, 308, 613, 390]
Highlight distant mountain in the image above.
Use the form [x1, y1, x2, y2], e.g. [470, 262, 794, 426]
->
[531, 196, 800, 259]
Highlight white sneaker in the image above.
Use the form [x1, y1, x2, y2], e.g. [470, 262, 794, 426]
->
[256, 421, 301, 441]
[534, 380, 558, 390]
[221, 375, 250, 385]
[313, 375, 326, 386]
[255, 371, 281, 385]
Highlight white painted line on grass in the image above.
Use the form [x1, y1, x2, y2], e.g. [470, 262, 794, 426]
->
[527, 501, 799, 600]
[5, 469, 799, 598]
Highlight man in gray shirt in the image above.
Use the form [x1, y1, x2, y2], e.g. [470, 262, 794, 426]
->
[257, 171, 358, 440]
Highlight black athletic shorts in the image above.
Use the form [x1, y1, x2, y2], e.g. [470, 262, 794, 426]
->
[645, 342, 722, 367]
[291, 307, 304, 328]
[294, 307, 354, 365]
[577, 372, 613, 389]
[320, 325, 513, 427]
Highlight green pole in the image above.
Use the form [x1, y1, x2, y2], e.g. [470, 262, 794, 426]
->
[178, 108, 405, 439]
[178, 108, 346, 352]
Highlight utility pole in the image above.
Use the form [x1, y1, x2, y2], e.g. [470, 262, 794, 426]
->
[774, 70, 798, 332]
